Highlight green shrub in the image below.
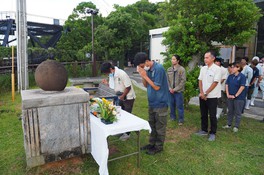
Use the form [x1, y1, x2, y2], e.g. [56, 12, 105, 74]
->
[184, 66, 200, 108]
[0, 74, 12, 94]
[65, 63, 93, 78]
[0, 73, 36, 94]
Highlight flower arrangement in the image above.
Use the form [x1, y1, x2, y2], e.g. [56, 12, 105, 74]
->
[90, 98, 117, 124]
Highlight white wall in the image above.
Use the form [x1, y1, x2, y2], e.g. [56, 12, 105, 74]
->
[149, 27, 169, 64]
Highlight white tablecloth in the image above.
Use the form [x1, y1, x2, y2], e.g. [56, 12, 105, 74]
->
[90, 110, 151, 175]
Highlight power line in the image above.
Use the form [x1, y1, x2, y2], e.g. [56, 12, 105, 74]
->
[94, 0, 111, 16]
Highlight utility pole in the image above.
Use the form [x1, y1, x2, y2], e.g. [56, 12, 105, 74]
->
[16, 0, 28, 91]
[86, 8, 98, 77]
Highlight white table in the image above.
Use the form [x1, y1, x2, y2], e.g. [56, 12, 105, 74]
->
[90, 110, 151, 175]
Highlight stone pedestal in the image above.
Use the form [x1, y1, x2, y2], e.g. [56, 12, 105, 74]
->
[21, 87, 90, 168]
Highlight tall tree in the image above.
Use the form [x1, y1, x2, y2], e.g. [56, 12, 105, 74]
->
[56, 2, 102, 61]
[162, 0, 262, 69]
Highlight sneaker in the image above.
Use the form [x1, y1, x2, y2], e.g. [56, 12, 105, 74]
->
[195, 130, 208, 136]
[146, 146, 163, 155]
[208, 134, 215, 141]
[233, 127, 238, 132]
[222, 125, 231, 129]
[140, 144, 154, 151]
[119, 133, 130, 141]
[178, 122, 183, 126]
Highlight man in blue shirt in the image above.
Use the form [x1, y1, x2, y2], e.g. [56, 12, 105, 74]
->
[134, 52, 169, 155]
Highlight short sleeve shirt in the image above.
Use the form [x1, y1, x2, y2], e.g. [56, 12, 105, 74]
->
[113, 67, 136, 100]
[146, 62, 169, 108]
[220, 66, 228, 91]
[226, 73, 246, 100]
[241, 65, 253, 86]
[198, 63, 221, 98]
[250, 67, 259, 88]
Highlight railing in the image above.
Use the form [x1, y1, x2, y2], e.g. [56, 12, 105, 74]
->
[0, 11, 66, 25]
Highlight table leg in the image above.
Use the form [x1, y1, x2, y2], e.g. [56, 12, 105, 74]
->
[136, 131, 140, 168]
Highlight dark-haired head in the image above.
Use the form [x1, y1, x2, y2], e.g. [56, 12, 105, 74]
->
[134, 52, 150, 66]
[101, 62, 115, 74]
[214, 57, 222, 66]
[204, 50, 216, 66]
[232, 62, 242, 72]
[205, 50, 216, 59]
[172, 54, 181, 65]
[242, 57, 249, 63]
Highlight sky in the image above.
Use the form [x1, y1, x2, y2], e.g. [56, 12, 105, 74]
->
[0, 0, 164, 22]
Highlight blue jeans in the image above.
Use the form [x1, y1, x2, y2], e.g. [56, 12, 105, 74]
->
[170, 92, 184, 122]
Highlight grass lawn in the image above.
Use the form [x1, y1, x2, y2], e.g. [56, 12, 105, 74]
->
[0, 86, 263, 175]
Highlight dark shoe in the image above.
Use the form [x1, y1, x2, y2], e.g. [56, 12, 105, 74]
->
[140, 144, 154, 151]
[195, 130, 208, 136]
[146, 146, 163, 155]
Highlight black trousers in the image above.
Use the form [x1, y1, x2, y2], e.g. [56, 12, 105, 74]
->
[199, 97, 218, 134]
[119, 99, 135, 113]
[119, 99, 135, 135]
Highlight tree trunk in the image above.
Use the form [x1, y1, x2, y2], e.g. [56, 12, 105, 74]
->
[188, 54, 201, 71]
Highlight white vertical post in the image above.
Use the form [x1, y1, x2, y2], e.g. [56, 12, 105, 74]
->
[16, 0, 28, 91]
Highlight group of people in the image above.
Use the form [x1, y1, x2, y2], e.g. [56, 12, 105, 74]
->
[99, 51, 263, 155]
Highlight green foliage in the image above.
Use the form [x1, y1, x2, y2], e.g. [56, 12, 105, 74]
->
[184, 67, 200, 108]
[0, 73, 36, 94]
[55, 0, 165, 64]
[0, 47, 13, 59]
[162, 0, 262, 65]
[161, 0, 262, 102]
[56, 2, 103, 62]
[0, 74, 12, 93]
[64, 62, 92, 78]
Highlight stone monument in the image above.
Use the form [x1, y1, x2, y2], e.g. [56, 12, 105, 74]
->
[21, 87, 90, 167]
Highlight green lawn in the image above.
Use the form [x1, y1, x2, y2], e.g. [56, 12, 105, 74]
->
[0, 86, 263, 175]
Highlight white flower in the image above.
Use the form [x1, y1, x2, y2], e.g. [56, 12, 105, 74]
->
[112, 111, 117, 116]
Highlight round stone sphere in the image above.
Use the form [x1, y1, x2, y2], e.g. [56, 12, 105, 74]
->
[35, 60, 68, 91]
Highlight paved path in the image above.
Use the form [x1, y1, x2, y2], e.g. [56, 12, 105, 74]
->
[124, 67, 264, 121]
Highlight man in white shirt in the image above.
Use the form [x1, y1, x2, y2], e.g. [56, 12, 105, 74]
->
[214, 57, 228, 119]
[196, 50, 221, 141]
[241, 57, 253, 111]
[251, 56, 263, 105]
[101, 62, 136, 141]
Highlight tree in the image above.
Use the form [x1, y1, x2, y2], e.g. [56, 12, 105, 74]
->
[99, 0, 164, 63]
[162, 0, 262, 69]
[56, 2, 103, 62]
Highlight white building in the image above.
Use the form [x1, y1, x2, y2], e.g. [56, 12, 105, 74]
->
[149, 27, 169, 64]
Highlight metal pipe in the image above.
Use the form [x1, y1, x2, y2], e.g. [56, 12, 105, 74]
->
[12, 46, 15, 101]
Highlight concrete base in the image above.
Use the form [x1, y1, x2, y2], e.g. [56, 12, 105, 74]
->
[21, 87, 90, 168]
